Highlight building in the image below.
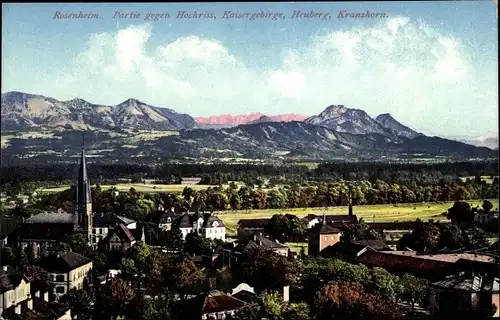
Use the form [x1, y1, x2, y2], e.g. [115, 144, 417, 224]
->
[9, 145, 139, 256]
[236, 219, 270, 239]
[180, 177, 202, 185]
[101, 223, 137, 251]
[92, 213, 137, 246]
[356, 250, 498, 280]
[146, 207, 178, 232]
[1, 268, 71, 320]
[474, 210, 498, 225]
[307, 216, 342, 256]
[320, 239, 392, 261]
[220, 234, 289, 268]
[0, 270, 32, 316]
[303, 213, 358, 229]
[38, 251, 93, 300]
[429, 272, 499, 317]
[179, 290, 247, 319]
[178, 213, 226, 241]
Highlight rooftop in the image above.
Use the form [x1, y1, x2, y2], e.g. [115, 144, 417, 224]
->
[309, 222, 341, 234]
[432, 273, 500, 293]
[24, 211, 74, 224]
[39, 251, 92, 273]
[387, 251, 496, 264]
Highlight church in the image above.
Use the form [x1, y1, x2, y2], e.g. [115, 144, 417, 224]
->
[10, 146, 143, 258]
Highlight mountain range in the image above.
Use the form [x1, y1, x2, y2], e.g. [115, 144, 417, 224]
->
[1, 91, 497, 162]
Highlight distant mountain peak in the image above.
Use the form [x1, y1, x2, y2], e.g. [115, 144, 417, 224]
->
[375, 113, 422, 139]
[1, 91, 195, 131]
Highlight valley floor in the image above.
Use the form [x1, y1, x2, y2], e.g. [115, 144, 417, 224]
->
[218, 199, 498, 235]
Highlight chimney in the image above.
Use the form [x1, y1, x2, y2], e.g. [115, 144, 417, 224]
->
[283, 286, 290, 302]
[348, 186, 353, 216]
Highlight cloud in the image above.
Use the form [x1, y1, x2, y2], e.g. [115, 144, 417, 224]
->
[46, 17, 495, 136]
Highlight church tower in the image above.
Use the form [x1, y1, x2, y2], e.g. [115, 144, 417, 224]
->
[74, 136, 92, 243]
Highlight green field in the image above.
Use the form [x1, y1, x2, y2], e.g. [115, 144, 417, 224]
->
[218, 199, 499, 235]
[459, 176, 497, 184]
[38, 183, 217, 193]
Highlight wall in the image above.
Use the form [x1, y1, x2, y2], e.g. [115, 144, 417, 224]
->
[0, 279, 31, 312]
[319, 233, 340, 252]
[68, 262, 93, 291]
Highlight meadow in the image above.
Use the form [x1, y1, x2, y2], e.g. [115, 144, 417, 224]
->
[38, 183, 215, 193]
[217, 199, 499, 235]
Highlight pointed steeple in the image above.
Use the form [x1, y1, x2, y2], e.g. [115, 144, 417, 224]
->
[76, 133, 91, 203]
[348, 184, 353, 216]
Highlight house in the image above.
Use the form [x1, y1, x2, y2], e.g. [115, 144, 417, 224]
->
[180, 177, 202, 185]
[428, 272, 499, 317]
[146, 207, 178, 231]
[307, 218, 342, 256]
[180, 290, 247, 319]
[474, 210, 498, 225]
[303, 214, 358, 229]
[38, 251, 93, 300]
[101, 223, 137, 251]
[356, 250, 497, 280]
[230, 283, 257, 303]
[91, 213, 137, 246]
[178, 213, 226, 241]
[0, 270, 32, 316]
[320, 239, 392, 261]
[236, 219, 270, 239]
[220, 234, 289, 268]
[1, 269, 71, 320]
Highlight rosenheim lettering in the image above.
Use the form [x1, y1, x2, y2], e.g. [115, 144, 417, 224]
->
[53, 11, 99, 19]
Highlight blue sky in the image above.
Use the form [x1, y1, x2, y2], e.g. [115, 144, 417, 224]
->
[2, 2, 498, 136]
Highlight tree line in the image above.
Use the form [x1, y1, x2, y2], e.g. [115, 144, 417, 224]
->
[1, 160, 497, 190]
[2, 177, 498, 223]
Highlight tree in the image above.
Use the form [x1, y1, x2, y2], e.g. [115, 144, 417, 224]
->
[59, 288, 94, 320]
[65, 233, 93, 257]
[184, 233, 211, 256]
[464, 227, 490, 249]
[163, 255, 204, 300]
[314, 282, 400, 320]
[101, 277, 136, 319]
[446, 201, 474, 225]
[399, 273, 427, 314]
[482, 200, 493, 213]
[266, 214, 291, 242]
[237, 247, 300, 292]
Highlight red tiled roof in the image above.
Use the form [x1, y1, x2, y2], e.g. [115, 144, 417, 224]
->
[356, 250, 452, 272]
[387, 251, 495, 263]
[201, 291, 247, 313]
[104, 223, 136, 243]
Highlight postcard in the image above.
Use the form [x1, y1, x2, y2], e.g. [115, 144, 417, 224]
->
[1, 2, 499, 319]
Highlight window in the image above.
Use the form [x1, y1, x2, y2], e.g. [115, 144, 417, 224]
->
[55, 275, 65, 282]
[56, 286, 65, 294]
[324, 236, 327, 241]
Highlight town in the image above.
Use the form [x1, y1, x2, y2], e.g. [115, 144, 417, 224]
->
[0, 147, 498, 320]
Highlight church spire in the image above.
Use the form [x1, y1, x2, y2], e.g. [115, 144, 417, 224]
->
[76, 133, 91, 203]
[74, 133, 93, 244]
[348, 184, 353, 216]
